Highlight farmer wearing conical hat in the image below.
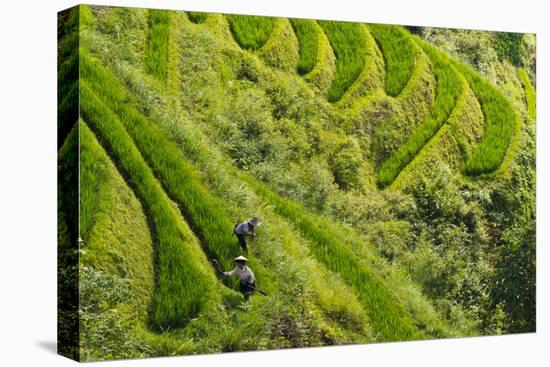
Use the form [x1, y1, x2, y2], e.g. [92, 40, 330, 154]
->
[233, 216, 261, 252]
[223, 256, 256, 300]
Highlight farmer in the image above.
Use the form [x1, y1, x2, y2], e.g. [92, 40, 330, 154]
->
[233, 216, 261, 252]
[223, 255, 256, 300]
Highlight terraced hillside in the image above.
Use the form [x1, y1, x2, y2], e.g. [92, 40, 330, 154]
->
[58, 6, 536, 361]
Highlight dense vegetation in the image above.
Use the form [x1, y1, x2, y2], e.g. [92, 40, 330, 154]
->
[58, 5, 536, 361]
[495, 32, 525, 67]
[318, 20, 367, 102]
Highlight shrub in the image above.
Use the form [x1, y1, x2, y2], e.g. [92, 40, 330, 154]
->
[368, 24, 419, 96]
[318, 20, 367, 102]
[226, 14, 275, 50]
[494, 32, 524, 67]
[80, 266, 150, 361]
[331, 138, 364, 190]
[289, 18, 319, 74]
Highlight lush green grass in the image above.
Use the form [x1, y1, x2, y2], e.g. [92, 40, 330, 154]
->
[81, 53, 246, 275]
[79, 80, 214, 331]
[518, 69, 536, 122]
[79, 122, 155, 302]
[368, 24, 419, 96]
[145, 9, 171, 81]
[239, 174, 422, 342]
[226, 14, 275, 50]
[187, 11, 208, 24]
[449, 59, 519, 175]
[376, 39, 463, 187]
[289, 18, 319, 74]
[318, 20, 367, 102]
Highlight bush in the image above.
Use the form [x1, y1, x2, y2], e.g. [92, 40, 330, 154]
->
[330, 138, 364, 190]
[494, 32, 524, 67]
[80, 267, 150, 361]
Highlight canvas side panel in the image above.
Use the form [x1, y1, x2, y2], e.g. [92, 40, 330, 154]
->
[57, 5, 80, 362]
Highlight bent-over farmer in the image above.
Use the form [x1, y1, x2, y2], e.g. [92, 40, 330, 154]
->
[223, 255, 256, 300]
[233, 216, 261, 252]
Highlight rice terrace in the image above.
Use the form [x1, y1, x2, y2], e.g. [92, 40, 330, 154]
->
[58, 5, 536, 362]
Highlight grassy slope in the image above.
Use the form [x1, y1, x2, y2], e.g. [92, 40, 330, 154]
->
[80, 79, 218, 330]
[145, 9, 170, 81]
[376, 39, 463, 187]
[83, 6, 458, 339]
[368, 24, 419, 96]
[57, 124, 80, 361]
[518, 68, 536, 123]
[79, 122, 154, 310]
[226, 14, 274, 50]
[150, 15, 452, 340]
[80, 21, 378, 346]
[448, 58, 521, 176]
[318, 20, 368, 102]
[289, 18, 318, 74]
[256, 18, 300, 73]
[301, 21, 337, 96]
[57, 7, 80, 149]
[70, 5, 536, 357]
[187, 11, 208, 24]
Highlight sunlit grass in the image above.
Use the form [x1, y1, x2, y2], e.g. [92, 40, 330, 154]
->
[289, 18, 319, 74]
[80, 79, 214, 331]
[368, 24, 419, 96]
[449, 59, 519, 175]
[226, 14, 274, 50]
[318, 20, 367, 102]
[377, 38, 463, 187]
[145, 9, 170, 81]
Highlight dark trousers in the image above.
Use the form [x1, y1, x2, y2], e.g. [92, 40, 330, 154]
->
[234, 232, 247, 252]
[239, 281, 255, 300]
